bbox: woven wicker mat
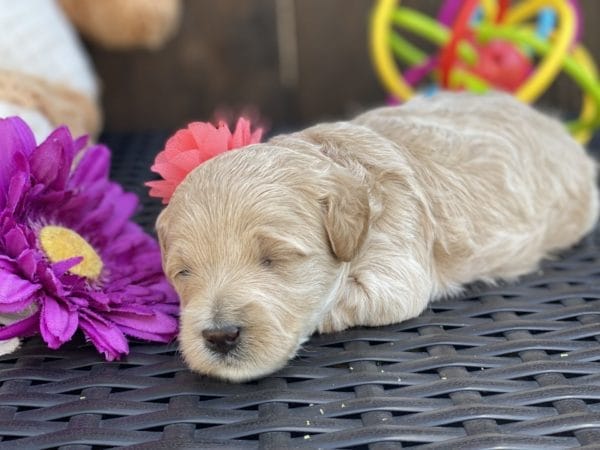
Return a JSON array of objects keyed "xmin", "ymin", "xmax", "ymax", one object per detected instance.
[{"xmin": 0, "ymin": 133, "xmax": 599, "ymax": 449}]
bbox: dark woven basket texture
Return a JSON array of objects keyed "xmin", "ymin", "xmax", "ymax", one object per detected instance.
[{"xmin": 0, "ymin": 132, "xmax": 599, "ymax": 449}]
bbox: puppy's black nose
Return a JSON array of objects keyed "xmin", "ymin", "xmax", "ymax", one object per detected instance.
[{"xmin": 202, "ymin": 326, "xmax": 240, "ymax": 354}]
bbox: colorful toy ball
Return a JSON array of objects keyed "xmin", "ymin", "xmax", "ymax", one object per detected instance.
[
  {"xmin": 370, "ymin": 0, "xmax": 600, "ymax": 144},
  {"xmin": 471, "ymin": 40, "xmax": 532, "ymax": 91}
]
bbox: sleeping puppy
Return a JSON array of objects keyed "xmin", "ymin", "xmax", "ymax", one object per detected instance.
[{"xmin": 156, "ymin": 92, "xmax": 598, "ymax": 382}]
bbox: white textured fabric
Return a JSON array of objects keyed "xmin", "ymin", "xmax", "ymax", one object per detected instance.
[
  {"xmin": 0, "ymin": 101, "xmax": 53, "ymax": 141},
  {"xmin": 0, "ymin": 337, "xmax": 20, "ymax": 357},
  {"xmin": 0, "ymin": 0, "xmax": 98, "ymax": 98}
]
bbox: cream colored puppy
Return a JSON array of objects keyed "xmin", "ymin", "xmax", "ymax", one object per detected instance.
[{"xmin": 157, "ymin": 92, "xmax": 598, "ymax": 382}]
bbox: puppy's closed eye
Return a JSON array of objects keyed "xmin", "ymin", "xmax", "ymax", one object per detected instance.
[
  {"xmin": 175, "ymin": 268, "xmax": 192, "ymax": 278},
  {"xmin": 165, "ymin": 259, "xmax": 193, "ymax": 280},
  {"xmin": 257, "ymin": 234, "xmax": 309, "ymax": 269},
  {"xmin": 260, "ymin": 258, "xmax": 273, "ymax": 268}
]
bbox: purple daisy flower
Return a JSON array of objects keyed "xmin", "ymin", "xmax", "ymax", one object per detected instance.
[{"xmin": 0, "ymin": 117, "xmax": 179, "ymax": 360}]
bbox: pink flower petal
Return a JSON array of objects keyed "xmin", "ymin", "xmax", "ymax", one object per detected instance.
[
  {"xmin": 145, "ymin": 180, "xmax": 177, "ymax": 204},
  {"xmin": 150, "ymin": 162, "xmax": 188, "ymax": 183},
  {"xmin": 158, "ymin": 129, "xmax": 197, "ymax": 162},
  {"xmin": 229, "ymin": 117, "xmax": 251, "ymax": 148},
  {"xmin": 229, "ymin": 117, "xmax": 263, "ymax": 148},
  {"xmin": 147, "ymin": 116, "xmax": 264, "ymax": 204},
  {"xmin": 188, "ymin": 122, "xmax": 231, "ymax": 160},
  {"xmin": 250, "ymin": 127, "xmax": 263, "ymax": 144},
  {"xmin": 169, "ymin": 149, "xmax": 202, "ymax": 173}
]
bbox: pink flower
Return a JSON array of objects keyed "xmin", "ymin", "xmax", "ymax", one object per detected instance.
[{"xmin": 146, "ymin": 117, "xmax": 263, "ymax": 204}]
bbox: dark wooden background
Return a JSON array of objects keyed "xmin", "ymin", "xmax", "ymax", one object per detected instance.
[{"xmin": 86, "ymin": 0, "xmax": 600, "ymax": 132}]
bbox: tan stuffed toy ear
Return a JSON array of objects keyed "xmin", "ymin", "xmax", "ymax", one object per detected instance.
[
  {"xmin": 59, "ymin": 0, "xmax": 182, "ymax": 50},
  {"xmin": 322, "ymin": 168, "xmax": 370, "ymax": 262}
]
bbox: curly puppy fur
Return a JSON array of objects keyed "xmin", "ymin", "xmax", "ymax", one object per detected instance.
[{"xmin": 157, "ymin": 92, "xmax": 598, "ymax": 382}]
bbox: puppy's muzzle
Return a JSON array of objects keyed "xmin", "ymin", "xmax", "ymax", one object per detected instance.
[{"xmin": 202, "ymin": 326, "xmax": 241, "ymax": 355}]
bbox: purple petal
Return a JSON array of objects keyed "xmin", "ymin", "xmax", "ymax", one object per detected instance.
[
  {"xmin": 152, "ymin": 301, "xmax": 180, "ymax": 316},
  {"xmin": 0, "ymin": 256, "xmax": 16, "ymax": 272},
  {"xmin": 155, "ymin": 282, "xmax": 179, "ymax": 303},
  {"xmin": 107, "ymin": 309, "xmax": 178, "ymax": 335},
  {"xmin": 117, "ymin": 324, "xmax": 175, "ymax": 343},
  {"xmin": 32, "ymin": 190, "xmax": 70, "ymax": 211},
  {"xmin": 87, "ymin": 291, "xmax": 110, "ymax": 306},
  {"xmin": 101, "ymin": 192, "xmax": 138, "ymax": 237},
  {"xmin": 52, "ymin": 257, "xmax": 83, "ymax": 277},
  {"xmin": 73, "ymin": 135, "xmax": 88, "ymax": 153},
  {"xmin": 120, "ymin": 285, "xmax": 154, "ymax": 298},
  {"xmin": 76, "ymin": 184, "xmax": 123, "ymax": 236},
  {"xmin": 0, "ymin": 311, "xmax": 39, "ymax": 340},
  {"xmin": 69, "ymin": 145, "xmax": 111, "ymax": 188},
  {"xmin": 105, "ymin": 239, "xmax": 138, "ymax": 259},
  {"xmin": 36, "ymin": 265, "xmax": 65, "ymax": 297},
  {"xmin": 0, "ymin": 270, "xmax": 40, "ymax": 312},
  {"xmin": 79, "ymin": 311, "xmax": 129, "ymax": 361},
  {"xmin": 67, "ymin": 296, "xmax": 89, "ymax": 308},
  {"xmin": 30, "ymin": 134, "xmax": 64, "ymax": 188},
  {"xmin": 43, "ymin": 127, "xmax": 76, "ymax": 187},
  {"xmin": 39, "ymin": 296, "xmax": 77, "ymax": 349},
  {"xmin": 7, "ymin": 171, "xmax": 29, "ymax": 213},
  {"xmin": 4, "ymin": 227, "xmax": 29, "ymax": 258},
  {"xmin": 0, "ymin": 117, "xmax": 35, "ymax": 206},
  {"xmin": 17, "ymin": 250, "xmax": 38, "ymax": 280},
  {"xmin": 0, "ymin": 298, "xmax": 38, "ymax": 314}
]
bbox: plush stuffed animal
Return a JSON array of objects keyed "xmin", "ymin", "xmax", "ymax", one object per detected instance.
[
  {"xmin": 0, "ymin": 0, "xmax": 181, "ymax": 141},
  {"xmin": 60, "ymin": 0, "xmax": 182, "ymax": 50}
]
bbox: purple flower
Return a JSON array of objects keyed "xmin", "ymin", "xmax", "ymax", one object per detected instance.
[{"xmin": 0, "ymin": 117, "xmax": 179, "ymax": 360}]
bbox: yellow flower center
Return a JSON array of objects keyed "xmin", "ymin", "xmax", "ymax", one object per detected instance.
[{"xmin": 39, "ymin": 226, "xmax": 103, "ymax": 280}]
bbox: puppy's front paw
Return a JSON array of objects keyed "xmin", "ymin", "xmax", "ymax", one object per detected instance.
[
  {"xmin": 317, "ymin": 272, "xmax": 430, "ymax": 334},
  {"xmin": 317, "ymin": 275, "xmax": 366, "ymax": 334}
]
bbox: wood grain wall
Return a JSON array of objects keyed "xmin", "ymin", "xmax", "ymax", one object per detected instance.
[{"xmin": 87, "ymin": 0, "xmax": 600, "ymax": 132}]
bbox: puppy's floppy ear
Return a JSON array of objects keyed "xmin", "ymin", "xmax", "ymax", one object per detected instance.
[{"xmin": 321, "ymin": 167, "xmax": 370, "ymax": 262}]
